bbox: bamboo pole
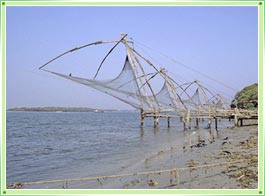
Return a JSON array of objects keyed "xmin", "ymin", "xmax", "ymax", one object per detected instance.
[
  {"xmin": 184, "ymin": 110, "xmax": 190, "ymax": 130},
  {"xmin": 93, "ymin": 34, "xmax": 128, "ymax": 79},
  {"xmin": 154, "ymin": 112, "xmax": 159, "ymax": 127},
  {"xmin": 8, "ymin": 159, "xmax": 255, "ymax": 188},
  {"xmin": 215, "ymin": 117, "xmax": 218, "ymax": 131},
  {"xmin": 140, "ymin": 108, "xmax": 145, "ymax": 127},
  {"xmin": 130, "ymin": 52, "xmax": 161, "ymax": 111},
  {"xmin": 124, "ymin": 43, "xmax": 152, "ymax": 111},
  {"xmin": 195, "ymin": 118, "xmax": 199, "ymax": 128},
  {"xmin": 240, "ymin": 119, "xmax": 243, "ymax": 126}
]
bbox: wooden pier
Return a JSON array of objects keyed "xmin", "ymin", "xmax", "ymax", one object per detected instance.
[{"xmin": 140, "ymin": 108, "xmax": 258, "ymax": 130}]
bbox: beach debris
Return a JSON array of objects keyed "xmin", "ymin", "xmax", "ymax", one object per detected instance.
[
  {"xmin": 198, "ymin": 135, "xmax": 205, "ymax": 142},
  {"xmin": 190, "ymin": 141, "xmax": 207, "ymax": 148},
  {"xmin": 223, "ymin": 165, "xmax": 258, "ymax": 188},
  {"xmin": 170, "ymin": 172, "xmax": 173, "ymax": 185},
  {"xmin": 209, "ymin": 138, "xmax": 215, "ymax": 143},
  {"xmin": 7, "ymin": 182, "xmax": 24, "ymax": 189},
  {"xmin": 218, "ymin": 131, "xmax": 258, "ymax": 189},
  {"xmin": 237, "ymin": 174, "xmax": 245, "ymax": 180},
  {"xmin": 237, "ymin": 136, "xmax": 257, "ymax": 149},
  {"xmin": 223, "ymin": 150, "xmax": 231, "ymax": 154},
  {"xmin": 186, "ymin": 159, "xmax": 198, "ymax": 173},
  {"xmin": 62, "ymin": 180, "xmax": 68, "ymax": 189},
  {"xmin": 186, "ymin": 159, "xmax": 197, "ymax": 167},
  {"xmin": 148, "ymin": 179, "xmax": 158, "ymax": 186},
  {"xmin": 216, "ymin": 150, "xmax": 232, "ymax": 159},
  {"xmin": 239, "ymin": 141, "xmax": 246, "ymax": 145},
  {"xmin": 144, "ymin": 150, "xmax": 165, "ymax": 167},
  {"xmin": 186, "ymin": 159, "xmax": 198, "ymax": 177},
  {"xmin": 123, "ymin": 179, "xmax": 140, "ymax": 188},
  {"xmin": 221, "ymin": 136, "xmax": 232, "ymax": 145},
  {"xmin": 97, "ymin": 178, "xmax": 103, "ymax": 187},
  {"xmin": 169, "ymin": 170, "xmax": 177, "ymax": 185}
]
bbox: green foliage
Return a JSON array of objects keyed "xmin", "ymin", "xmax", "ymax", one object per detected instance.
[{"xmin": 231, "ymin": 83, "xmax": 258, "ymax": 109}]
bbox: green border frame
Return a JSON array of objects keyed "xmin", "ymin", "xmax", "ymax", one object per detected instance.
[{"xmin": 1, "ymin": 0, "xmax": 264, "ymax": 195}]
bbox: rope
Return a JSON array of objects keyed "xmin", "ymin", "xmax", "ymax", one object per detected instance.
[
  {"xmin": 133, "ymin": 39, "xmax": 237, "ymax": 92},
  {"xmin": 8, "ymin": 158, "xmax": 255, "ymax": 188},
  {"xmin": 93, "ymin": 34, "xmax": 128, "ymax": 79},
  {"xmin": 38, "ymin": 39, "xmax": 124, "ymax": 70}
]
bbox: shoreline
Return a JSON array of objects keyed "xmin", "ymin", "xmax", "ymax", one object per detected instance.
[
  {"xmin": 9, "ymin": 120, "xmax": 258, "ymax": 189},
  {"xmin": 104, "ymin": 121, "xmax": 258, "ymax": 189}
]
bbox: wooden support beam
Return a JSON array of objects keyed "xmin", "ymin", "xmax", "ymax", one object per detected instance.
[
  {"xmin": 183, "ymin": 122, "xmax": 187, "ymax": 131},
  {"xmin": 184, "ymin": 110, "xmax": 190, "ymax": 130},
  {"xmin": 167, "ymin": 116, "xmax": 170, "ymax": 128},
  {"xmin": 234, "ymin": 115, "xmax": 238, "ymax": 126},
  {"xmin": 207, "ymin": 119, "xmax": 211, "ymax": 129},
  {"xmin": 140, "ymin": 109, "xmax": 145, "ymax": 127},
  {"xmin": 195, "ymin": 118, "xmax": 199, "ymax": 128},
  {"xmin": 240, "ymin": 119, "xmax": 243, "ymax": 126},
  {"xmin": 154, "ymin": 112, "xmax": 159, "ymax": 127},
  {"xmin": 215, "ymin": 117, "xmax": 218, "ymax": 131}
]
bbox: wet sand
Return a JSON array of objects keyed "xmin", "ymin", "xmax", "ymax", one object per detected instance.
[{"xmin": 104, "ymin": 120, "xmax": 258, "ymax": 189}]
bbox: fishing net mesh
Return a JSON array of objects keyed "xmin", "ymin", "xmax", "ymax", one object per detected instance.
[
  {"xmin": 42, "ymin": 40, "xmax": 229, "ymax": 111},
  {"xmin": 45, "ymin": 56, "xmax": 187, "ymax": 111}
]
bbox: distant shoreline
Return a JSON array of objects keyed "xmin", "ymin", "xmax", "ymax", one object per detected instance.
[{"xmin": 7, "ymin": 107, "xmax": 118, "ymax": 113}]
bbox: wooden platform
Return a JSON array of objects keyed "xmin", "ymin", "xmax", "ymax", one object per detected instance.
[{"xmin": 140, "ymin": 108, "xmax": 258, "ymax": 129}]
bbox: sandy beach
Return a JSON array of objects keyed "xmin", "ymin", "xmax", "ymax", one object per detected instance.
[{"xmin": 102, "ymin": 120, "xmax": 258, "ymax": 189}]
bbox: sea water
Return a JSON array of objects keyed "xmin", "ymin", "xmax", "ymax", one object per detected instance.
[{"xmin": 6, "ymin": 111, "xmax": 231, "ymax": 188}]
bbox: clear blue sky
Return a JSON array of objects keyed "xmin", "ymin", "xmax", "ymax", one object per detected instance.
[{"xmin": 6, "ymin": 6, "xmax": 258, "ymax": 109}]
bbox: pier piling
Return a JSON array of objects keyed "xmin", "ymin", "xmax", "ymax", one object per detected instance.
[
  {"xmin": 154, "ymin": 112, "xmax": 159, "ymax": 127},
  {"xmin": 240, "ymin": 119, "xmax": 243, "ymax": 126},
  {"xmin": 184, "ymin": 110, "xmax": 190, "ymax": 130},
  {"xmin": 215, "ymin": 117, "xmax": 218, "ymax": 131},
  {"xmin": 207, "ymin": 119, "xmax": 211, "ymax": 129},
  {"xmin": 167, "ymin": 116, "xmax": 170, "ymax": 128},
  {"xmin": 195, "ymin": 118, "xmax": 199, "ymax": 128},
  {"xmin": 140, "ymin": 109, "xmax": 145, "ymax": 127}
]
